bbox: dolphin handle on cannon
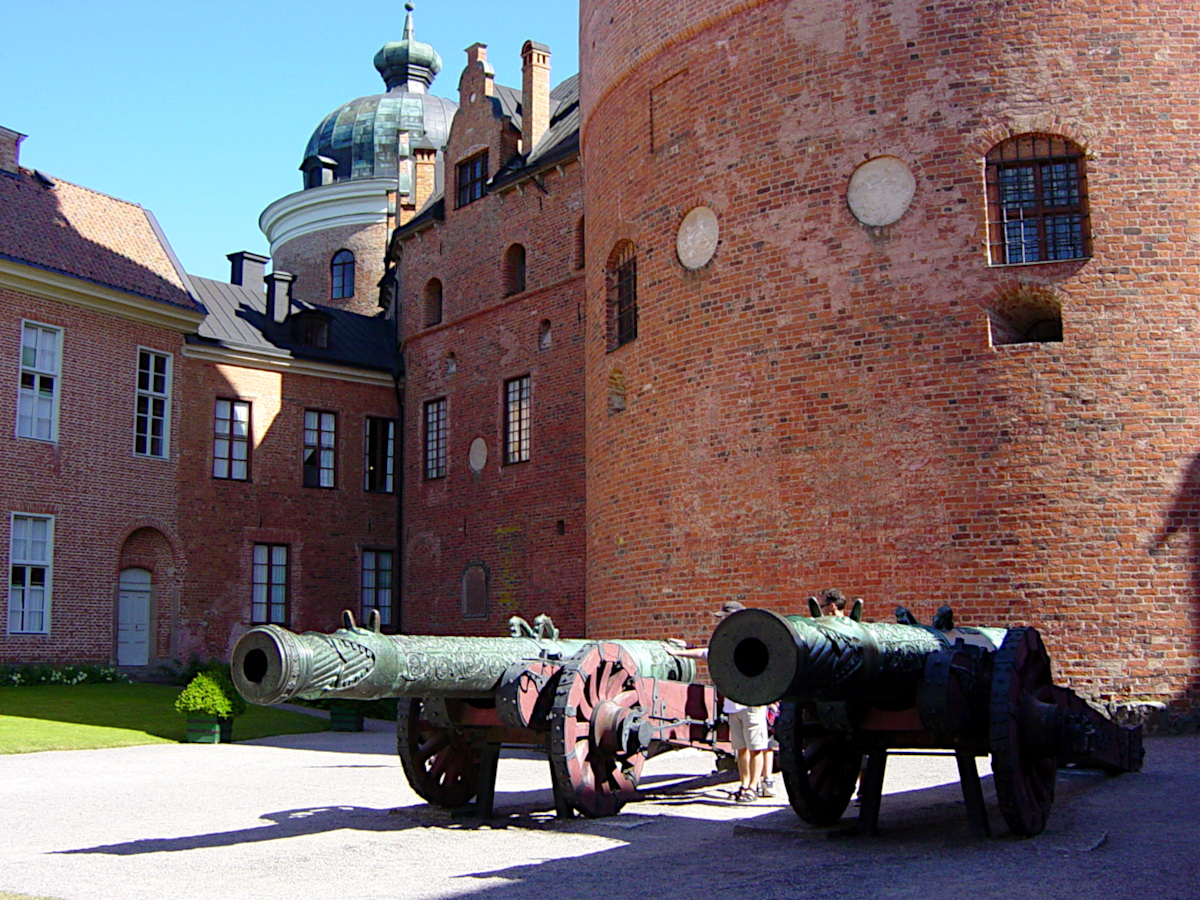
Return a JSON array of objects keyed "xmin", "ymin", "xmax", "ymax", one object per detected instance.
[
  {"xmin": 706, "ymin": 605, "xmax": 1144, "ymax": 837},
  {"xmin": 231, "ymin": 612, "xmax": 727, "ymax": 818}
]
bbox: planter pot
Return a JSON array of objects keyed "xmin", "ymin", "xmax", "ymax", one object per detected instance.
[
  {"xmin": 329, "ymin": 707, "xmax": 364, "ymax": 732},
  {"xmin": 185, "ymin": 715, "xmax": 233, "ymax": 743}
]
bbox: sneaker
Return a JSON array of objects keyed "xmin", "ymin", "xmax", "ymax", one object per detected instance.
[
  {"xmin": 735, "ymin": 788, "xmax": 758, "ymax": 803},
  {"xmin": 757, "ymin": 780, "xmax": 777, "ymax": 799}
]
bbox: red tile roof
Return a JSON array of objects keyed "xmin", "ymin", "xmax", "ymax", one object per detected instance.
[{"xmin": 0, "ymin": 168, "xmax": 199, "ymax": 311}]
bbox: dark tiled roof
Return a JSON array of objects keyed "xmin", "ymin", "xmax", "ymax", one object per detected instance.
[
  {"xmin": 0, "ymin": 167, "xmax": 199, "ymax": 311},
  {"xmin": 188, "ymin": 275, "xmax": 396, "ymax": 374}
]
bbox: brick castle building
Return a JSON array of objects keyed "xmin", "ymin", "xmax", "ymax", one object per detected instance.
[{"xmin": 4, "ymin": 0, "xmax": 1199, "ymax": 714}]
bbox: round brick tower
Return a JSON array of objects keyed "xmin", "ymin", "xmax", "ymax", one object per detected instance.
[{"xmin": 580, "ymin": 0, "xmax": 1200, "ymax": 709}]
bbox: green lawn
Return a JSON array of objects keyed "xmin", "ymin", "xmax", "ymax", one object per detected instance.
[{"xmin": 0, "ymin": 683, "xmax": 326, "ymax": 754}]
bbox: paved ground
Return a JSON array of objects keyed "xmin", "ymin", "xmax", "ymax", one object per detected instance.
[{"xmin": 0, "ymin": 714, "xmax": 1196, "ymax": 900}]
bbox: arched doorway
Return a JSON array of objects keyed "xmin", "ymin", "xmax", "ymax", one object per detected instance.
[{"xmin": 116, "ymin": 568, "xmax": 152, "ymax": 666}]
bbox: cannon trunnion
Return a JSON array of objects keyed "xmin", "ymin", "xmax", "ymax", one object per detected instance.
[
  {"xmin": 707, "ymin": 606, "xmax": 1144, "ymax": 837},
  {"xmin": 231, "ymin": 614, "xmax": 724, "ymax": 818}
]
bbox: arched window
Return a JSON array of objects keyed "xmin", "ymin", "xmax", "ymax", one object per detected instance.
[
  {"xmin": 985, "ymin": 134, "xmax": 1090, "ymax": 265},
  {"xmin": 462, "ymin": 563, "xmax": 488, "ymax": 619},
  {"xmin": 331, "ymin": 250, "xmax": 355, "ymax": 299},
  {"xmin": 504, "ymin": 244, "xmax": 527, "ymax": 296},
  {"xmin": 424, "ymin": 278, "xmax": 443, "ymax": 327},
  {"xmin": 606, "ymin": 240, "xmax": 638, "ymax": 350}
]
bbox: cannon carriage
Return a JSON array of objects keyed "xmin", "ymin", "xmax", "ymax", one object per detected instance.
[
  {"xmin": 232, "ymin": 612, "xmax": 729, "ymax": 818},
  {"xmin": 707, "ymin": 604, "xmax": 1144, "ymax": 837}
]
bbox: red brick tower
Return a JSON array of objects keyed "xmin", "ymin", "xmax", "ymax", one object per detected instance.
[{"xmin": 580, "ymin": 0, "xmax": 1200, "ymax": 709}]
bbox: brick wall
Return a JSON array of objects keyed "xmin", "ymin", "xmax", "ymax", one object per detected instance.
[
  {"xmin": 0, "ymin": 288, "xmax": 186, "ymax": 663},
  {"xmin": 580, "ymin": 0, "xmax": 1200, "ymax": 707},
  {"xmin": 271, "ymin": 219, "xmax": 389, "ymax": 317},
  {"xmin": 395, "ymin": 137, "xmax": 587, "ymax": 637},
  {"xmin": 175, "ymin": 357, "xmax": 399, "ymax": 659}
]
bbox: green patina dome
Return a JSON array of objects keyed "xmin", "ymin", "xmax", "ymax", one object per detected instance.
[{"xmin": 301, "ymin": 3, "xmax": 456, "ymax": 189}]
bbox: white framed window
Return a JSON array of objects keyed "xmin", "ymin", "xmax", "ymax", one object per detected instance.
[
  {"xmin": 251, "ymin": 543, "xmax": 288, "ymax": 625},
  {"xmin": 364, "ymin": 416, "xmax": 395, "ymax": 493},
  {"xmin": 303, "ymin": 410, "xmax": 337, "ymax": 488},
  {"xmin": 361, "ymin": 549, "xmax": 393, "ymax": 628},
  {"xmin": 8, "ymin": 514, "xmax": 53, "ymax": 634},
  {"xmin": 134, "ymin": 348, "xmax": 171, "ymax": 458},
  {"xmin": 213, "ymin": 399, "xmax": 251, "ymax": 480},
  {"xmin": 17, "ymin": 321, "xmax": 61, "ymax": 442}
]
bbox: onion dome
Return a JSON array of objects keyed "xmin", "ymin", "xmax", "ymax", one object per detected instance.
[{"xmin": 300, "ymin": 3, "xmax": 457, "ymax": 190}]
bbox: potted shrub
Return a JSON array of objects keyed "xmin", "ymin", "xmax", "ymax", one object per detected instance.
[{"xmin": 174, "ymin": 670, "xmax": 246, "ymax": 743}]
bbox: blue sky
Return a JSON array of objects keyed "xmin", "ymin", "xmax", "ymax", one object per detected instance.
[{"xmin": 1, "ymin": 0, "xmax": 579, "ymax": 282}]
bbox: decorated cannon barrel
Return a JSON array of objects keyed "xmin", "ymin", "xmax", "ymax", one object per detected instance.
[
  {"xmin": 231, "ymin": 612, "xmax": 720, "ymax": 818},
  {"xmin": 707, "ymin": 605, "xmax": 1143, "ymax": 837}
]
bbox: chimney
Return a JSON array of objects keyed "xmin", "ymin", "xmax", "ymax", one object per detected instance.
[
  {"xmin": 462, "ymin": 43, "xmax": 494, "ymax": 100},
  {"xmin": 521, "ymin": 42, "xmax": 551, "ymax": 154},
  {"xmin": 413, "ymin": 141, "xmax": 438, "ymax": 215},
  {"xmin": 265, "ymin": 271, "xmax": 295, "ymax": 324},
  {"xmin": 0, "ymin": 126, "xmax": 26, "ymax": 174},
  {"xmin": 227, "ymin": 251, "xmax": 269, "ymax": 293}
]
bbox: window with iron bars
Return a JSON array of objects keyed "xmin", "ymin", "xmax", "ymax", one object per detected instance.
[
  {"xmin": 424, "ymin": 398, "xmax": 447, "ymax": 479},
  {"xmin": 504, "ymin": 375, "xmax": 531, "ymax": 464},
  {"xmin": 607, "ymin": 242, "xmax": 638, "ymax": 350},
  {"xmin": 986, "ymin": 134, "xmax": 1090, "ymax": 265}
]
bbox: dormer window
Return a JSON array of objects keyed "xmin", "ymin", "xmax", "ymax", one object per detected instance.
[
  {"xmin": 331, "ymin": 250, "xmax": 355, "ymax": 300},
  {"xmin": 293, "ymin": 311, "xmax": 332, "ymax": 349},
  {"xmin": 456, "ymin": 152, "xmax": 488, "ymax": 208}
]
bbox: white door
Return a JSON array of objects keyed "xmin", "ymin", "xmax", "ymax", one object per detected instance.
[{"xmin": 117, "ymin": 568, "xmax": 151, "ymax": 666}]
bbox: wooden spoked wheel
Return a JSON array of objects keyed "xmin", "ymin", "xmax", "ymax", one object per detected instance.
[
  {"xmin": 549, "ymin": 642, "xmax": 649, "ymax": 817},
  {"xmin": 989, "ymin": 627, "xmax": 1058, "ymax": 837},
  {"xmin": 776, "ymin": 701, "xmax": 863, "ymax": 825},
  {"xmin": 396, "ymin": 696, "xmax": 481, "ymax": 808}
]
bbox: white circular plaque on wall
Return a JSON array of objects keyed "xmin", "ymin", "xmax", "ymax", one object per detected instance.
[
  {"xmin": 468, "ymin": 437, "xmax": 488, "ymax": 473},
  {"xmin": 675, "ymin": 206, "xmax": 720, "ymax": 270},
  {"xmin": 846, "ymin": 156, "xmax": 917, "ymax": 227}
]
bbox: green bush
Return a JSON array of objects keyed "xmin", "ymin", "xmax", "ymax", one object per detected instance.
[
  {"xmin": 174, "ymin": 670, "xmax": 247, "ymax": 718},
  {"xmin": 0, "ymin": 664, "xmax": 129, "ymax": 688}
]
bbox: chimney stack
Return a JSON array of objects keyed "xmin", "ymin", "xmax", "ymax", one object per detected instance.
[
  {"xmin": 227, "ymin": 251, "xmax": 269, "ymax": 294},
  {"xmin": 413, "ymin": 141, "xmax": 438, "ymax": 217},
  {"xmin": 521, "ymin": 42, "xmax": 551, "ymax": 155},
  {"xmin": 462, "ymin": 43, "xmax": 494, "ymax": 100},
  {"xmin": 265, "ymin": 271, "xmax": 295, "ymax": 324},
  {"xmin": 0, "ymin": 126, "xmax": 26, "ymax": 174}
]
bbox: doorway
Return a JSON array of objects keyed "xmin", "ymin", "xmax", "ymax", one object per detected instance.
[{"xmin": 117, "ymin": 568, "xmax": 152, "ymax": 666}]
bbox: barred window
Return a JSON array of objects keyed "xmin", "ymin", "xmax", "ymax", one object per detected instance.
[
  {"xmin": 504, "ymin": 375, "xmax": 531, "ymax": 465},
  {"xmin": 456, "ymin": 152, "xmax": 488, "ymax": 208},
  {"xmin": 986, "ymin": 134, "xmax": 1090, "ymax": 265},
  {"xmin": 134, "ymin": 349, "xmax": 171, "ymax": 458},
  {"xmin": 251, "ymin": 543, "xmax": 288, "ymax": 625},
  {"xmin": 303, "ymin": 410, "xmax": 337, "ymax": 488},
  {"xmin": 606, "ymin": 241, "xmax": 638, "ymax": 350},
  {"xmin": 424, "ymin": 398, "xmax": 447, "ymax": 480},
  {"xmin": 213, "ymin": 399, "xmax": 251, "ymax": 480}
]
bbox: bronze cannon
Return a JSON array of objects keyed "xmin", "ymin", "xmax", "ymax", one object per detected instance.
[
  {"xmin": 232, "ymin": 612, "xmax": 727, "ymax": 818},
  {"xmin": 706, "ymin": 604, "xmax": 1144, "ymax": 837}
]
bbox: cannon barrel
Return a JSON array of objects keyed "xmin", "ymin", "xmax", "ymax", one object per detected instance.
[
  {"xmin": 708, "ymin": 607, "xmax": 1007, "ymax": 706},
  {"xmin": 232, "ymin": 621, "xmax": 696, "ymax": 706}
]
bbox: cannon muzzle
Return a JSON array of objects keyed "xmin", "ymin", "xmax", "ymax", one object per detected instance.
[
  {"xmin": 708, "ymin": 607, "xmax": 1006, "ymax": 706},
  {"xmin": 232, "ymin": 621, "xmax": 694, "ymax": 706}
]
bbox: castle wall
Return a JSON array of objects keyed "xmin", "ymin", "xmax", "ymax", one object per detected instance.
[
  {"xmin": 175, "ymin": 357, "xmax": 398, "ymax": 659},
  {"xmin": 0, "ymin": 287, "xmax": 186, "ymax": 664},
  {"xmin": 396, "ymin": 158, "xmax": 587, "ymax": 637},
  {"xmin": 271, "ymin": 219, "xmax": 390, "ymax": 317},
  {"xmin": 580, "ymin": 0, "xmax": 1200, "ymax": 706}
]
